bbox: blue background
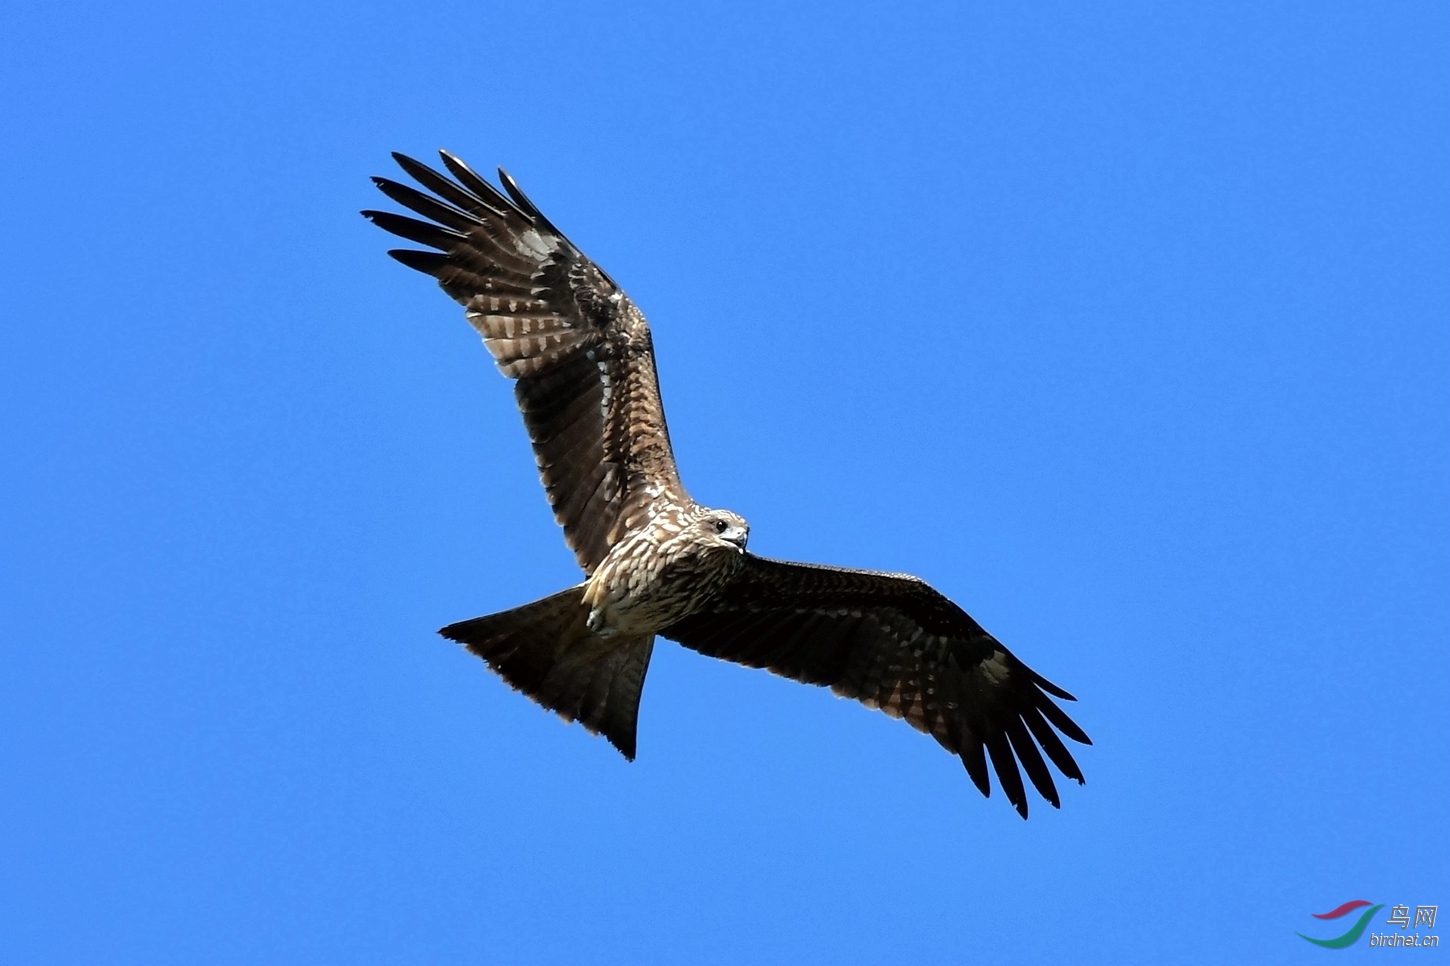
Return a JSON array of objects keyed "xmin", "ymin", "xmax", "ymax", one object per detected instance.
[{"xmin": 2, "ymin": 2, "xmax": 1446, "ymax": 963}]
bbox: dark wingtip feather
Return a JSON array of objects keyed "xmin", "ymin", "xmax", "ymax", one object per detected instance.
[
  {"xmin": 438, "ymin": 150, "xmax": 515, "ymax": 213},
  {"xmin": 390, "ymin": 154, "xmax": 445, "ymax": 191},
  {"xmin": 496, "ymin": 167, "xmax": 539, "ymax": 216},
  {"xmin": 961, "ymin": 740, "xmax": 992, "ymax": 798},
  {"xmin": 1032, "ymin": 672, "xmax": 1077, "ymax": 702},
  {"xmin": 1021, "ymin": 705, "xmax": 1086, "ymax": 785},
  {"xmin": 371, "ymin": 177, "xmax": 480, "ymax": 232},
  {"xmin": 395, "ymin": 152, "xmax": 508, "ymax": 219},
  {"xmin": 1037, "ymin": 696, "xmax": 1093, "ymax": 745},
  {"xmin": 361, "ymin": 209, "xmax": 464, "ymax": 250},
  {"xmin": 983, "ymin": 729, "xmax": 1028, "ymax": 819},
  {"xmin": 1005, "ymin": 716, "xmax": 1060, "ymax": 809},
  {"xmin": 386, "ymin": 248, "xmax": 449, "ymax": 275},
  {"xmin": 497, "ymin": 167, "xmax": 566, "ymax": 237}
]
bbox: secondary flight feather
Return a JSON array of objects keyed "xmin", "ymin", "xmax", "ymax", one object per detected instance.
[{"xmin": 363, "ymin": 151, "xmax": 1090, "ymax": 818}]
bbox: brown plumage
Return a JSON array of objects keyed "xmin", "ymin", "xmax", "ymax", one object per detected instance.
[{"xmin": 364, "ymin": 151, "xmax": 1091, "ymax": 818}]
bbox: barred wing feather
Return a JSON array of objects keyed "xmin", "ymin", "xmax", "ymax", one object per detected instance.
[
  {"xmin": 661, "ymin": 554, "xmax": 1091, "ymax": 818},
  {"xmin": 364, "ymin": 152, "xmax": 685, "ymax": 574}
]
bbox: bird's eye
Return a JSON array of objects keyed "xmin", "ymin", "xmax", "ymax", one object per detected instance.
[{"xmin": 714, "ymin": 520, "xmax": 728, "ymax": 534}]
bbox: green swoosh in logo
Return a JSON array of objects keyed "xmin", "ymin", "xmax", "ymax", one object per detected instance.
[{"xmin": 1298, "ymin": 904, "xmax": 1383, "ymax": 948}]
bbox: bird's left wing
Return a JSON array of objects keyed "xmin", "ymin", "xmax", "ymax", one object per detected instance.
[
  {"xmin": 660, "ymin": 554, "xmax": 1090, "ymax": 818},
  {"xmin": 363, "ymin": 152, "xmax": 685, "ymax": 574}
]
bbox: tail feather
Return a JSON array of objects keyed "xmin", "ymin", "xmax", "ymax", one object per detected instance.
[{"xmin": 439, "ymin": 587, "xmax": 654, "ymax": 760}]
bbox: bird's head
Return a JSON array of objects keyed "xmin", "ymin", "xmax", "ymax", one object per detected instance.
[{"xmin": 695, "ymin": 507, "xmax": 749, "ymax": 553}]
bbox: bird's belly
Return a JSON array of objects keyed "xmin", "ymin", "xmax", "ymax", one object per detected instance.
[
  {"xmin": 600, "ymin": 592, "xmax": 691, "ymax": 635},
  {"xmin": 585, "ymin": 547, "xmax": 741, "ymax": 637}
]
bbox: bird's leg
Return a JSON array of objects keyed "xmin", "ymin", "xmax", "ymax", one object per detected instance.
[
  {"xmin": 582, "ymin": 567, "xmax": 621, "ymax": 638},
  {"xmin": 586, "ymin": 607, "xmax": 617, "ymax": 638}
]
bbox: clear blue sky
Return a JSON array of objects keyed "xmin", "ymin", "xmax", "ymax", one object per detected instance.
[{"xmin": 2, "ymin": 2, "xmax": 1446, "ymax": 963}]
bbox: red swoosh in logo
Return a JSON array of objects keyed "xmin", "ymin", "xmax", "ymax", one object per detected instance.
[{"xmin": 1314, "ymin": 900, "xmax": 1373, "ymax": 920}]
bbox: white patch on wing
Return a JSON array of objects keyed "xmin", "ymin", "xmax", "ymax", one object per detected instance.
[
  {"xmin": 516, "ymin": 230, "xmax": 553, "ymax": 259},
  {"xmin": 979, "ymin": 651, "xmax": 1012, "ymax": 684}
]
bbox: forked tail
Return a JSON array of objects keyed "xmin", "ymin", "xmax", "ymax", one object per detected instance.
[{"xmin": 439, "ymin": 587, "xmax": 655, "ymax": 760}]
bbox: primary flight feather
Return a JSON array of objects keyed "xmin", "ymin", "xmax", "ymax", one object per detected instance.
[{"xmin": 363, "ymin": 151, "xmax": 1090, "ymax": 818}]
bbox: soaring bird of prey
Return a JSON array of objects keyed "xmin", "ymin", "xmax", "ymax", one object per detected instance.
[{"xmin": 363, "ymin": 151, "xmax": 1090, "ymax": 818}]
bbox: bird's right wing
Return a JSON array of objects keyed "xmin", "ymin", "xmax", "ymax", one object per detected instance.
[
  {"xmin": 661, "ymin": 554, "xmax": 1090, "ymax": 818},
  {"xmin": 364, "ymin": 152, "xmax": 686, "ymax": 574}
]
